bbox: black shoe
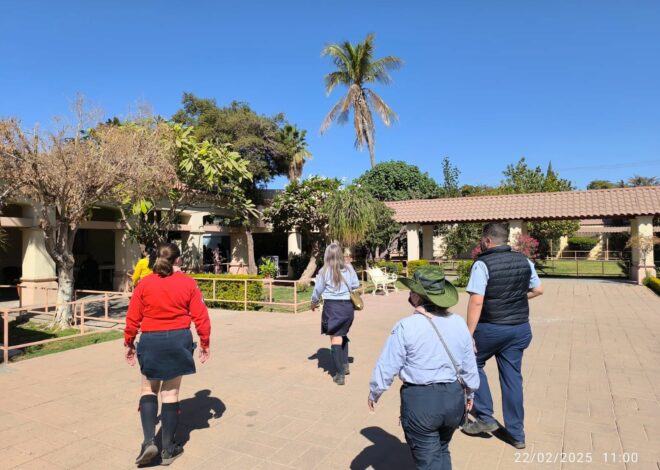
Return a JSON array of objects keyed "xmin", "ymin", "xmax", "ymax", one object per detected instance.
[
  {"xmin": 462, "ymin": 418, "xmax": 499, "ymax": 435},
  {"xmin": 333, "ymin": 373, "xmax": 345, "ymax": 385},
  {"xmin": 161, "ymin": 443, "xmax": 184, "ymax": 466},
  {"xmin": 511, "ymin": 440, "xmax": 526, "ymax": 449},
  {"xmin": 344, "ymin": 364, "xmax": 350, "ymax": 375},
  {"xmin": 135, "ymin": 439, "xmax": 158, "ymax": 466}
]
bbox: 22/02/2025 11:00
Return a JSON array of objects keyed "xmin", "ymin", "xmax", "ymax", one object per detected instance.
[{"xmin": 514, "ymin": 452, "xmax": 639, "ymax": 464}]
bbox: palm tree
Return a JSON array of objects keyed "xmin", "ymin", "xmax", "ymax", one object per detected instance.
[
  {"xmin": 320, "ymin": 33, "xmax": 403, "ymax": 168},
  {"xmin": 281, "ymin": 124, "xmax": 312, "ymax": 182}
]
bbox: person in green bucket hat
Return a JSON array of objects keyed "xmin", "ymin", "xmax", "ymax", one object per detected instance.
[{"xmin": 368, "ymin": 265, "xmax": 479, "ymax": 470}]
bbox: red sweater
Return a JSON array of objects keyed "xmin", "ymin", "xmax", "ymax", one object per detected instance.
[{"xmin": 124, "ymin": 272, "xmax": 211, "ymax": 349}]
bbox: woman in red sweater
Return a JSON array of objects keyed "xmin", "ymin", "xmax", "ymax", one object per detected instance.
[{"xmin": 124, "ymin": 243, "xmax": 211, "ymax": 466}]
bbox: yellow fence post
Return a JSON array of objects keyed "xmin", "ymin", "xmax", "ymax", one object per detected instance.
[
  {"xmin": 3, "ymin": 310, "xmax": 8, "ymax": 364},
  {"xmin": 104, "ymin": 293, "xmax": 109, "ymax": 320},
  {"xmin": 293, "ymin": 281, "xmax": 298, "ymax": 314},
  {"xmin": 80, "ymin": 302, "xmax": 85, "ymax": 334},
  {"xmin": 243, "ymin": 279, "xmax": 248, "ymax": 311},
  {"xmin": 212, "ymin": 279, "xmax": 216, "ymax": 301}
]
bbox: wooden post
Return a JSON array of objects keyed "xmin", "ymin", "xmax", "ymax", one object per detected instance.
[
  {"xmin": 293, "ymin": 281, "xmax": 298, "ymax": 314},
  {"xmin": 243, "ymin": 279, "xmax": 248, "ymax": 311},
  {"xmin": 45, "ymin": 289, "xmax": 49, "ymax": 314},
  {"xmin": 212, "ymin": 279, "xmax": 216, "ymax": 301},
  {"xmin": 80, "ymin": 302, "xmax": 85, "ymax": 334},
  {"xmin": 269, "ymin": 280, "xmax": 273, "ymax": 303},
  {"xmin": 104, "ymin": 293, "xmax": 109, "ymax": 320},
  {"xmin": 3, "ymin": 310, "xmax": 8, "ymax": 364}
]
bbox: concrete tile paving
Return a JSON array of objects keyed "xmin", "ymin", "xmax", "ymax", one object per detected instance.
[{"xmin": 0, "ymin": 278, "xmax": 658, "ymax": 469}]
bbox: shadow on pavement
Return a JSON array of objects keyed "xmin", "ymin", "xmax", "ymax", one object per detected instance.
[
  {"xmin": 350, "ymin": 426, "xmax": 414, "ymax": 470},
  {"xmin": 308, "ymin": 348, "xmax": 334, "ymax": 376},
  {"xmin": 146, "ymin": 389, "xmax": 226, "ymax": 466}
]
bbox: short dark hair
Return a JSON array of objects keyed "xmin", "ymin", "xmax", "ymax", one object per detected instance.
[{"xmin": 482, "ymin": 222, "xmax": 509, "ymax": 244}]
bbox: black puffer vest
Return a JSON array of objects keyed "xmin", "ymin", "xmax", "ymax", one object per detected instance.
[{"xmin": 477, "ymin": 245, "xmax": 531, "ymax": 325}]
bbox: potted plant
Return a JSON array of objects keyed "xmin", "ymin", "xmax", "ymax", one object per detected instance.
[{"xmin": 258, "ymin": 257, "xmax": 278, "ymax": 285}]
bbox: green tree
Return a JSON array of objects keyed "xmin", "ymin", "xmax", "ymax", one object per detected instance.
[
  {"xmin": 320, "ymin": 33, "xmax": 403, "ymax": 168},
  {"xmin": 172, "ymin": 94, "xmax": 292, "ymax": 192},
  {"xmin": 440, "ymin": 157, "xmax": 461, "ymax": 197},
  {"xmin": 356, "ymin": 161, "xmax": 441, "ymax": 201},
  {"xmin": 281, "ymin": 124, "xmax": 312, "ymax": 182},
  {"xmin": 264, "ymin": 176, "xmax": 341, "ymax": 283},
  {"xmin": 355, "ymin": 202, "xmax": 399, "ymax": 260},
  {"xmin": 324, "ymin": 184, "xmax": 377, "ymax": 247},
  {"xmin": 500, "ymin": 158, "xmax": 579, "ymax": 257},
  {"xmin": 627, "ymin": 175, "xmax": 659, "ymax": 187},
  {"xmin": 443, "ymin": 223, "xmax": 483, "ymax": 258},
  {"xmin": 587, "ymin": 179, "xmax": 616, "ymax": 190}
]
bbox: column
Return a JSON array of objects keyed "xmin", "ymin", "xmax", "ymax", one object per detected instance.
[
  {"xmin": 422, "ymin": 225, "xmax": 434, "ymax": 260},
  {"xmin": 113, "ymin": 231, "xmax": 141, "ymax": 291},
  {"xmin": 406, "ymin": 224, "xmax": 420, "ymax": 262},
  {"xmin": 508, "ymin": 220, "xmax": 528, "ymax": 246},
  {"xmin": 183, "ymin": 211, "xmax": 208, "ymax": 273},
  {"xmin": 20, "ymin": 228, "xmax": 57, "ymax": 306},
  {"xmin": 288, "ymin": 230, "xmax": 302, "ymax": 256},
  {"xmin": 630, "ymin": 216, "xmax": 656, "ymax": 284}
]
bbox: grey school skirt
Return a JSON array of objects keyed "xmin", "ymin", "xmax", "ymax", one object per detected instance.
[
  {"xmin": 136, "ymin": 328, "xmax": 196, "ymax": 381},
  {"xmin": 321, "ymin": 300, "xmax": 355, "ymax": 336}
]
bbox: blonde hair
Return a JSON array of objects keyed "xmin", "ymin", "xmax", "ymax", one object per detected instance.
[
  {"xmin": 320, "ymin": 243, "xmax": 348, "ymax": 289},
  {"xmin": 153, "ymin": 243, "xmax": 180, "ymax": 277}
]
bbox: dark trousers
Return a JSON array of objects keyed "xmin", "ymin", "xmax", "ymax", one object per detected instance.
[
  {"xmin": 400, "ymin": 382, "xmax": 464, "ymax": 470},
  {"xmin": 472, "ymin": 322, "xmax": 532, "ymax": 442}
]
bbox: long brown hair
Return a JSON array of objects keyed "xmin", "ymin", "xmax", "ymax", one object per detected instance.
[
  {"xmin": 320, "ymin": 243, "xmax": 348, "ymax": 289},
  {"xmin": 153, "ymin": 243, "xmax": 181, "ymax": 277}
]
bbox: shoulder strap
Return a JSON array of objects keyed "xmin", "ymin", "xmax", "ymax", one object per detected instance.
[{"xmin": 420, "ymin": 313, "xmax": 466, "ymax": 386}]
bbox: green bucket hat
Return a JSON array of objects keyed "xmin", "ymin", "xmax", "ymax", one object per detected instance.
[{"xmin": 399, "ymin": 265, "xmax": 459, "ymax": 309}]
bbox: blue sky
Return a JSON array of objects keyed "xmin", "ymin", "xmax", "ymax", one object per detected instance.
[{"xmin": 1, "ymin": 1, "xmax": 659, "ymax": 189}]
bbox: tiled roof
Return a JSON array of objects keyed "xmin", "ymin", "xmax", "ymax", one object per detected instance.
[{"xmin": 385, "ymin": 186, "xmax": 660, "ymax": 224}]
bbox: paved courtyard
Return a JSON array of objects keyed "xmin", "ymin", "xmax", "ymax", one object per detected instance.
[{"xmin": 0, "ymin": 279, "xmax": 659, "ymax": 469}]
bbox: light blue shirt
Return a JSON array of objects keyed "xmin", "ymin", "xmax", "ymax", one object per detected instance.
[
  {"xmin": 369, "ymin": 310, "xmax": 479, "ymax": 402},
  {"xmin": 311, "ymin": 266, "xmax": 360, "ymax": 304},
  {"xmin": 466, "ymin": 259, "xmax": 541, "ymax": 296}
]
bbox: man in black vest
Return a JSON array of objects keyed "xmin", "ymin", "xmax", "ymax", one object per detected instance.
[{"xmin": 462, "ymin": 222, "xmax": 544, "ymax": 449}]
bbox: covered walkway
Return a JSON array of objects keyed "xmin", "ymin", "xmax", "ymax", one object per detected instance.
[{"xmin": 386, "ymin": 186, "xmax": 660, "ymax": 283}]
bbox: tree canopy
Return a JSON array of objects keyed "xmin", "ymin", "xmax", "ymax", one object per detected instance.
[
  {"xmin": 172, "ymin": 93, "xmax": 298, "ymax": 192},
  {"xmin": 355, "ymin": 160, "xmax": 441, "ymax": 201}
]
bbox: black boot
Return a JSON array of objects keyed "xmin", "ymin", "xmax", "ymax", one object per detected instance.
[
  {"xmin": 331, "ymin": 345, "xmax": 345, "ymax": 385},
  {"xmin": 342, "ymin": 336, "xmax": 350, "ymax": 375}
]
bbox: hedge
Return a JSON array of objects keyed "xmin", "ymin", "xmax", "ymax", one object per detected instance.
[
  {"xmin": 643, "ymin": 277, "xmax": 660, "ymax": 296},
  {"xmin": 407, "ymin": 260, "xmax": 429, "ymax": 277},
  {"xmin": 454, "ymin": 260, "xmax": 474, "ymax": 288},
  {"xmin": 375, "ymin": 260, "xmax": 404, "ymax": 275},
  {"xmin": 190, "ymin": 274, "xmax": 264, "ymax": 310},
  {"xmin": 567, "ymin": 236, "xmax": 598, "ymax": 251}
]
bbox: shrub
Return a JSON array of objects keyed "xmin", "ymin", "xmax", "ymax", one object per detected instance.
[
  {"xmin": 567, "ymin": 237, "xmax": 598, "ymax": 251},
  {"xmin": 288, "ymin": 253, "xmax": 310, "ymax": 279},
  {"xmin": 513, "ymin": 234, "xmax": 540, "ymax": 259},
  {"xmin": 407, "ymin": 260, "xmax": 429, "ymax": 277},
  {"xmin": 643, "ymin": 277, "xmax": 660, "ymax": 296},
  {"xmin": 455, "ymin": 260, "xmax": 474, "ymax": 288},
  {"xmin": 375, "ymin": 260, "xmax": 404, "ymax": 275},
  {"xmin": 190, "ymin": 274, "xmax": 264, "ymax": 310}
]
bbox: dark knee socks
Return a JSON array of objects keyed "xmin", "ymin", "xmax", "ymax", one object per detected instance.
[
  {"xmin": 341, "ymin": 336, "xmax": 349, "ymax": 365},
  {"xmin": 139, "ymin": 394, "xmax": 158, "ymax": 444},
  {"xmin": 161, "ymin": 402, "xmax": 180, "ymax": 452},
  {"xmin": 331, "ymin": 345, "xmax": 343, "ymax": 376}
]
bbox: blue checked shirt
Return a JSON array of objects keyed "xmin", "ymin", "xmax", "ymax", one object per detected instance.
[{"xmin": 369, "ymin": 309, "xmax": 479, "ymax": 402}]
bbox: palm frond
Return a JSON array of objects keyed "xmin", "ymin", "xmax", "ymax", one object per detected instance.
[
  {"xmin": 366, "ymin": 89, "xmax": 398, "ymax": 126},
  {"xmin": 320, "ymin": 92, "xmax": 352, "ymax": 134},
  {"xmin": 366, "ymin": 56, "xmax": 404, "ymax": 84},
  {"xmin": 324, "ymin": 71, "xmax": 351, "ymax": 95}
]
